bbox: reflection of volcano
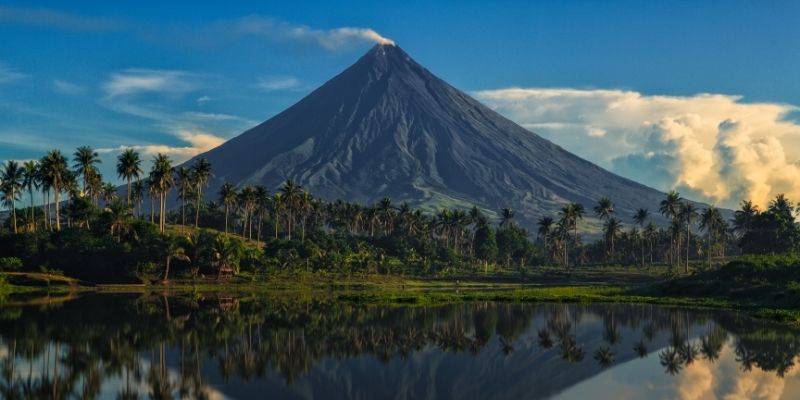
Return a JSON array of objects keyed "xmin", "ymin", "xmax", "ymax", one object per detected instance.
[
  {"xmin": 1, "ymin": 296, "xmax": 797, "ymax": 400},
  {"xmin": 201, "ymin": 305, "xmax": 712, "ymax": 400}
]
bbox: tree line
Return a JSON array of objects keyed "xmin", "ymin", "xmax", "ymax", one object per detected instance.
[{"xmin": 2, "ymin": 146, "xmax": 800, "ymax": 281}]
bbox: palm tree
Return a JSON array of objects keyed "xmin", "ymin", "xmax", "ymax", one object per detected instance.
[
  {"xmin": 175, "ymin": 166, "xmax": 192, "ymax": 226},
  {"xmin": 40, "ymin": 150, "xmax": 70, "ymax": 230},
  {"xmin": 732, "ymin": 200, "xmax": 758, "ymax": 239},
  {"xmin": 603, "ymin": 217, "xmax": 622, "ymax": 261},
  {"xmin": 131, "ymin": 179, "xmax": 144, "ymax": 217},
  {"xmin": 1, "ymin": 160, "xmax": 23, "ymax": 233},
  {"xmin": 73, "ymin": 146, "xmax": 100, "ymax": 195},
  {"xmin": 22, "ymin": 160, "xmax": 39, "ymax": 230},
  {"xmin": 699, "ymin": 206, "xmax": 723, "ymax": 267},
  {"xmin": 644, "ymin": 222, "xmax": 657, "ymax": 265},
  {"xmin": 162, "ymin": 237, "xmax": 189, "ymax": 282},
  {"xmin": 116, "ymin": 149, "xmax": 142, "ymax": 205},
  {"xmin": 218, "ymin": 183, "xmax": 237, "ymax": 235},
  {"xmin": 633, "ymin": 208, "xmax": 649, "ymax": 267},
  {"xmin": 101, "ymin": 182, "xmax": 118, "ymax": 204},
  {"xmin": 559, "ymin": 202, "xmax": 584, "ymax": 267},
  {"xmin": 150, "ymin": 154, "xmax": 174, "ymax": 233},
  {"xmin": 679, "ymin": 202, "xmax": 698, "ymax": 273},
  {"xmin": 106, "ymin": 200, "xmax": 132, "ymax": 242},
  {"xmin": 190, "ymin": 158, "xmax": 212, "ymax": 228},
  {"xmin": 537, "ymin": 216, "xmax": 554, "ymax": 261},
  {"xmin": 281, "ymin": 180, "xmax": 302, "ymax": 239},
  {"xmin": 659, "ymin": 191, "xmax": 681, "ymax": 266},
  {"xmin": 254, "ymin": 186, "xmax": 269, "ymax": 242},
  {"xmin": 500, "ymin": 208, "xmax": 515, "ymax": 228},
  {"xmin": 594, "ymin": 197, "xmax": 614, "ymax": 221}
]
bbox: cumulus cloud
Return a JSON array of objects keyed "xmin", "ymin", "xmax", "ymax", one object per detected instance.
[
  {"xmin": 475, "ymin": 88, "xmax": 800, "ymax": 208},
  {"xmin": 256, "ymin": 76, "xmax": 300, "ymax": 92},
  {"xmin": 103, "ymin": 69, "xmax": 199, "ymax": 97},
  {"xmin": 0, "ymin": 5, "xmax": 123, "ymax": 31},
  {"xmin": 98, "ymin": 130, "xmax": 225, "ymax": 161}
]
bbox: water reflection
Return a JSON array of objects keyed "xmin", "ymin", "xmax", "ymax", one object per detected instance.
[{"xmin": 0, "ymin": 294, "xmax": 798, "ymax": 399}]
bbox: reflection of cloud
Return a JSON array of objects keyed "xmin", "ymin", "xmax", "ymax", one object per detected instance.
[
  {"xmin": 0, "ymin": 5, "xmax": 123, "ymax": 31},
  {"xmin": 475, "ymin": 88, "xmax": 800, "ymax": 208}
]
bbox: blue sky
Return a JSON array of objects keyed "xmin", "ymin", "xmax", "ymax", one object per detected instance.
[{"xmin": 2, "ymin": 1, "xmax": 800, "ymax": 207}]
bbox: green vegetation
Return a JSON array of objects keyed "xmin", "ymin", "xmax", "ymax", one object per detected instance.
[{"xmin": 3, "ymin": 146, "xmax": 800, "ymax": 321}]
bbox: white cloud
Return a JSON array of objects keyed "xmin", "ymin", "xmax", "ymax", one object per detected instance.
[
  {"xmin": 229, "ymin": 16, "xmax": 394, "ymax": 50},
  {"xmin": 475, "ymin": 87, "xmax": 800, "ymax": 208},
  {"xmin": 0, "ymin": 63, "xmax": 26, "ymax": 85},
  {"xmin": 0, "ymin": 5, "xmax": 123, "ymax": 31},
  {"xmin": 103, "ymin": 69, "xmax": 199, "ymax": 97},
  {"xmin": 52, "ymin": 79, "xmax": 85, "ymax": 95},
  {"xmin": 196, "ymin": 95, "xmax": 211, "ymax": 105},
  {"xmin": 256, "ymin": 76, "xmax": 299, "ymax": 92},
  {"xmin": 98, "ymin": 130, "xmax": 225, "ymax": 161}
]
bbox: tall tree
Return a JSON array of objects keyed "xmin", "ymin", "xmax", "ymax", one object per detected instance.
[
  {"xmin": 1, "ymin": 161, "xmax": 23, "ymax": 233},
  {"xmin": 659, "ymin": 191, "xmax": 682, "ymax": 266},
  {"xmin": 190, "ymin": 158, "xmax": 212, "ymax": 228},
  {"xmin": 700, "ymin": 206, "xmax": 723, "ymax": 267},
  {"xmin": 175, "ymin": 167, "xmax": 192, "ymax": 226},
  {"xmin": 116, "ymin": 149, "xmax": 142, "ymax": 205},
  {"xmin": 594, "ymin": 197, "xmax": 614, "ymax": 221},
  {"xmin": 22, "ymin": 160, "xmax": 39, "ymax": 230},
  {"xmin": 218, "ymin": 183, "xmax": 237, "ymax": 235},
  {"xmin": 633, "ymin": 208, "xmax": 649, "ymax": 267},
  {"xmin": 280, "ymin": 180, "xmax": 302, "ymax": 239},
  {"xmin": 73, "ymin": 146, "xmax": 101, "ymax": 195},
  {"xmin": 40, "ymin": 150, "xmax": 70, "ymax": 231},
  {"xmin": 678, "ymin": 202, "xmax": 698, "ymax": 273},
  {"xmin": 149, "ymin": 154, "xmax": 174, "ymax": 233}
]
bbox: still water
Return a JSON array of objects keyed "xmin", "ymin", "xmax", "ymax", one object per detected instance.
[{"xmin": 1, "ymin": 293, "xmax": 799, "ymax": 399}]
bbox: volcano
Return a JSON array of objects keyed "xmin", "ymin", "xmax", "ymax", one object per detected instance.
[{"xmin": 189, "ymin": 44, "xmax": 671, "ymax": 229}]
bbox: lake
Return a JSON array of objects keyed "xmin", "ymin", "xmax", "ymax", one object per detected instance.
[{"xmin": 1, "ymin": 293, "xmax": 798, "ymax": 399}]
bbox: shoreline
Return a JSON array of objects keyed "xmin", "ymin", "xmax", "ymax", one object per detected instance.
[{"xmin": 3, "ymin": 274, "xmax": 798, "ymax": 326}]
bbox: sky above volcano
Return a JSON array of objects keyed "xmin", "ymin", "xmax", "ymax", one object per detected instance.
[{"xmin": 2, "ymin": 1, "xmax": 800, "ymax": 207}]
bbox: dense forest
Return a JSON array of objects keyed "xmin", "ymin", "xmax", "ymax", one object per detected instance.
[{"xmin": 0, "ymin": 147, "xmax": 798, "ymax": 283}]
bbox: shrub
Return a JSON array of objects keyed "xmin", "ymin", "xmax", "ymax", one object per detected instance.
[{"xmin": 0, "ymin": 257, "xmax": 22, "ymax": 271}]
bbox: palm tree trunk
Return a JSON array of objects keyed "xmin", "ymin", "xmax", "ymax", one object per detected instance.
[
  {"xmin": 181, "ymin": 189, "xmax": 186, "ymax": 226},
  {"xmin": 127, "ymin": 178, "xmax": 132, "ymax": 205},
  {"xmin": 686, "ymin": 224, "xmax": 690, "ymax": 274},
  {"xmin": 54, "ymin": 183, "xmax": 61, "ymax": 231},
  {"xmin": 194, "ymin": 188, "xmax": 201, "ymax": 228},
  {"xmin": 11, "ymin": 196, "xmax": 17, "ymax": 234},
  {"xmin": 163, "ymin": 257, "xmax": 171, "ymax": 282},
  {"xmin": 224, "ymin": 204, "xmax": 229, "ymax": 235}
]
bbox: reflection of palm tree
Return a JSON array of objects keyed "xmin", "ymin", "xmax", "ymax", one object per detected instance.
[
  {"xmin": 659, "ymin": 346, "xmax": 684, "ymax": 375},
  {"xmin": 633, "ymin": 340, "xmax": 648, "ymax": 358},
  {"xmin": 498, "ymin": 337, "xmax": 514, "ymax": 356},
  {"xmin": 593, "ymin": 346, "xmax": 615, "ymax": 368},
  {"xmin": 537, "ymin": 329, "xmax": 554, "ymax": 349},
  {"xmin": 560, "ymin": 336, "xmax": 585, "ymax": 363},
  {"xmin": 679, "ymin": 342, "xmax": 699, "ymax": 366}
]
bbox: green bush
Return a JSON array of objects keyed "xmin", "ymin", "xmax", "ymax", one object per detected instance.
[{"xmin": 0, "ymin": 257, "xmax": 22, "ymax": 271}]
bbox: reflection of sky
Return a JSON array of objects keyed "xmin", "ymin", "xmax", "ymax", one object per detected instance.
[{"xmin": 557, "ymin": 341, "xmax": 800, "ymax": 400}]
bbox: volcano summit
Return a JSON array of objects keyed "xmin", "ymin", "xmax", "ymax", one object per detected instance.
[{"xmin": 189, "ymin": 44, "xmax": 670, "ymax": 229}]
